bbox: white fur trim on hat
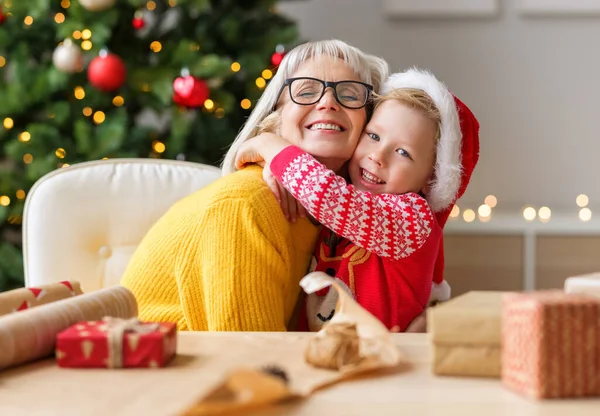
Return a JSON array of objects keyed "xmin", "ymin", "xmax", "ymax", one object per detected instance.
[
  {"xmin": 430, "ymin": 280, "xmax": 451, "ymax": 303},
  {"xmin": 382, "ymin": 68, "xmax": 462, "ymax": 212}
]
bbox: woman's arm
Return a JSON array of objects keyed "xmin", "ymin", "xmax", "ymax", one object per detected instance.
[
  {"xmin": 178, "ymin": 194, "xmax": 290, "ymax": 331},
  {"xmin": 270, "ymin": 146, "xmax": 435, "ymax": 261}
]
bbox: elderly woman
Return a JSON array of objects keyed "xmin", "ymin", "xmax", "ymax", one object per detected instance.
[{"xmin": 120, "ymin": 40, "xmax": 389, "ymax": 331}]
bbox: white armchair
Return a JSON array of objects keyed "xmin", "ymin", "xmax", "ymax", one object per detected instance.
[{"xmin": 22, "ymin": 158, "xmax": 221, "ymax": 293}]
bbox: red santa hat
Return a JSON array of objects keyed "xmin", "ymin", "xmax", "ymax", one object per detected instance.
[{"xmin": 382, "ymin": 69, "xmax": 480, "ymax": 302}]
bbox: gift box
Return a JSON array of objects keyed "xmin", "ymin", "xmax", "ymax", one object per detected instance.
[
  {"xmin": 56, "ymin": 317, "xmax": 176, "ymax": 368},
  {"xmin": 427, "ymin": 291, "xmax": 505, "ymax": 378},
  {"xmin": 501, "ymin": 290, "xmax": 600, "ymax": 399},
  {"xmin": 565, "ymin": 272, "xmax": 600, "ymax": 299}
]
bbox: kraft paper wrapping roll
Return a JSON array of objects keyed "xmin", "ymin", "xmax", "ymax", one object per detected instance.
[
  {"xmin": 0, "ymin": 286, "xmax": 138, "ymax": 370},
  {"xmin": 0, "ymin": 281, "xmax": 84, "ymax": 317}
]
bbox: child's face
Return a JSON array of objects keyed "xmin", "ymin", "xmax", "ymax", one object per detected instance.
[{"xmin": 348, "ymin": 100, "xmax": 436, "ymax": 196}]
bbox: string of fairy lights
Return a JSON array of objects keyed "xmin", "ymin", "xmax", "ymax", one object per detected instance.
[{"xmin": 448, "ymin": 194, "xmax": 594, "ymax": 224}]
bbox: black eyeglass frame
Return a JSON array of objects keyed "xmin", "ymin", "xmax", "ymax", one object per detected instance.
[{"xmin": 275, "ymin": 77, "xmax": 374, "ymax": 110}]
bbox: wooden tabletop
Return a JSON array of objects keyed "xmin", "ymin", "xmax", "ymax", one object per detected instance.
[{"xmin": 0, "ymin": 332, "xmax": 598, "ymax": 415}]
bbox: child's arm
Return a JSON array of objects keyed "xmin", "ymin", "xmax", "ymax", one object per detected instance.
[
  {"xmin": 270, "ymin": 147, "xmax": 435, "ymax": 261},
  {"xmin": 235, "ymin": 133, "xmax": 307, "ymax": 222},
  {"xmin": 234, "ymin": 133, "xmax": 290, "ymax": 170}
]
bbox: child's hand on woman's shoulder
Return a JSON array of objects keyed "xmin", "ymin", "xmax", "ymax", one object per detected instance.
[
  {"xmin": 235, "ymin": 133, "xmax": 289, "ymax": 169},
  {"xmin": 235, "ymin": 133, "xmax": 306, "ymax": 222}
]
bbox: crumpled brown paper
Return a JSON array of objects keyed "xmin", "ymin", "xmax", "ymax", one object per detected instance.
[
  {"xmin": 181, "ymin": 272, "xmax": 404, "ymax": 415},
  {"xmin": 304, "ymin": 321, "xmax": 361, "ymax": 370}
]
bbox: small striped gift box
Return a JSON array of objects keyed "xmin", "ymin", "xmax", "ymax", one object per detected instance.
[{"xmin": 501, "ymin": 291, "xmax": 600, "ymax": 399}]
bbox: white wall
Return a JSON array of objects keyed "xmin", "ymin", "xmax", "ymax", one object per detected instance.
[{"xmin": 278, "ymin": 0, "xmax": 600, "ymax": 214}]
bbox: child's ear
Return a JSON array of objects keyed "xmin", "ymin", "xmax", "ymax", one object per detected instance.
[
  {"xmin": 420, "ymin": 180, "xmax": 431, "ymax": 196},
  {"xmin": 420, "ymin": 176, "xmax": 436, "ymax": 197}
]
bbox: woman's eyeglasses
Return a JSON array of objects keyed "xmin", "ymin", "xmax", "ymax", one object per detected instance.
[{"xmin": 277, "ymin": 77, "xmax": 373, "ymax": 110}]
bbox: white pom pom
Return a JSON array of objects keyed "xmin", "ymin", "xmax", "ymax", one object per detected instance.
[{"xmin": 430, "ymin": 280, "xmax": 451, "ymax": 303}]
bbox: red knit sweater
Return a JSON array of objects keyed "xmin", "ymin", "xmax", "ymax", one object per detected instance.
[{"xmin": 270, "ymin": 146, "xmax": 442, "ymax": 332}]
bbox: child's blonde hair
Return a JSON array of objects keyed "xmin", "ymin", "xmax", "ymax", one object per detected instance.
[
  {"xmin": 374, "ymin": 88, "xmax": 442, "ymax": 145},
  {"xmin": 256, "ymin": 111, "xmax": 281, "ymax": 135}
]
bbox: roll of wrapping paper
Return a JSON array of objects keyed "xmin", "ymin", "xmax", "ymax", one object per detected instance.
[
  {"xmin": 0, "ymin": 281, "xmax": 84, "ymax": 317},
  {"xmin": 0, "ymin": 286, "xmax": 138, "ymax": 370}
]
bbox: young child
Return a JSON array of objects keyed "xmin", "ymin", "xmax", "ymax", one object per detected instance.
[{"xmin": 235, "ymin": 68, "xmax": 480, "ymax": 332}]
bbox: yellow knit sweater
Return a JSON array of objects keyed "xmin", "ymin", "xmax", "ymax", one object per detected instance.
[{"xmin": 120, "ymin": 165, "xmax": 320, "ymax": 331}]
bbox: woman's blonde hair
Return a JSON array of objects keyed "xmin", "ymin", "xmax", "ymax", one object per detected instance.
[
  {"xmin": 374, "ymin": 88, "xmax": 442, "ymax": 144},
  {"xmin": 221, "ymin": 39, "xmax": 389, "ymax": 174}
]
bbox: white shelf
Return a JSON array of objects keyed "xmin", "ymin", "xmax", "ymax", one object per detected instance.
[
  {"xmin": 443, "ymin": 211, "xmax": 600, "ymax": 292},
  {"xmin": 518, "ymin": 0, "xmax": 600, "ymax": 16},
  {"xmin": 383, "ymin": 0, "xmax": 499, "ymax": 18}
]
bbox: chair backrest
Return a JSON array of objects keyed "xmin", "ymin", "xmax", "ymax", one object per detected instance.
[{"xmin": 23, "ymin": 158, "xmax": 222, "ymax": 292}]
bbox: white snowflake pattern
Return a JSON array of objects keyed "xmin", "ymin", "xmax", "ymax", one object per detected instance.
[
  {"xmin": 368, "ymin": 204, "xmax": 391, "ymax": 255},
  {"xmin": 277, "ymin": 152, "xmax": 434, "ymax": 261}
]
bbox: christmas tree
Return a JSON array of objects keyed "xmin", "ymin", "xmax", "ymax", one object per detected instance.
[{"xmin": 0, "ymin": 0, "xmax": 298, "ymax": 292}]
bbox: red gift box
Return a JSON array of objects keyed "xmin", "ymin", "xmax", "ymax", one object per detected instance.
[
  {"xmin": 501, "ymin": 291, "xmax": 600, "ymax": 399},
  {"xmin": 56, "ymin": 317, "xmax": 177, "ymax": 368}
]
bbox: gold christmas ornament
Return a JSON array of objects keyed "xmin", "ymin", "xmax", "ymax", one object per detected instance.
[
  {"xmin": 79, "ymin": 0, "xmax": 116, "ymax": 12},
  {"xmin": 52, "ymin": 39, "xmax": 83, "ymax": 73}
]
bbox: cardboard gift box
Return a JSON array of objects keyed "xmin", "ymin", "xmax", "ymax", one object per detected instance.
[
  {"xmin": 502, "ymin": 291, "xmax": 600, "ymax": 399},
  {"xmin": 427, "ymin": 291, "xmax": 505, "ymax": 378},
  {"xmin": 565, "ymin": 272, "xmax": 600, "ymax": 299},
  {"xmin": 56, "ymin": 317, "xmax": 176, "ymax": 369}
]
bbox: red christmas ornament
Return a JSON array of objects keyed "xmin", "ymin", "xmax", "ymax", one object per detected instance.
[
  {"xmin": 132, "ymin": 17, "xmax": 145, "ymax": 30},
  {"xmin": 132, "ymin": 11, "xmax": 145, "ymax": 30},
  {"xmin": 172, "ymin": 75, "xmax": 210, "ymax": 108},
  {"xmin": 271, "ymin": 52, "xmax": 285, "ymax": 67},
  {"xmin": 87, "ymin": 50, "xmax": 127, "ymax": 92}
]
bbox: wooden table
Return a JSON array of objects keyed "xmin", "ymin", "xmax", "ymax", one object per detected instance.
[{"xmin": 1, "ymin": 333, "xmax": 598, "ymax": 415}]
